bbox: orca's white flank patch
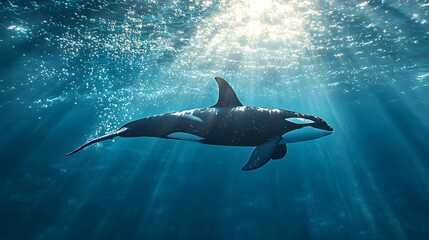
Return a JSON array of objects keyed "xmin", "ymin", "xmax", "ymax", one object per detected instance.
[
  {"xmin": 280, "ymin": 126, "xmax": 332, "ymax": 144},
  {"xmin": 167, "ymin": 132, "xmax": 205, "ymax": 141},
  {"xmin": 285, "ymin": 117, "xmax": 315, "ymax": 124}
]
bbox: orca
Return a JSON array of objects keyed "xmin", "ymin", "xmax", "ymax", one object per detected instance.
[{"xmin": 66, "ymin": 77, "xmax": 333, "ymax": 171}]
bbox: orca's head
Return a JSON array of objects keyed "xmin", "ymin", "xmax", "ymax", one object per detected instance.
[{"xmin": 282, "ymin": 116, "xmax": 333, "ymax": 143}]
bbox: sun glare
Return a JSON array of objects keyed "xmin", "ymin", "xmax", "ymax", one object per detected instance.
[
  {"xmin": 222, "ymin": 0, "xmax": 309, "ymax": 43},
  {"xmin": 249, "ymin": 0, "xmax": 273, "ymax": 13},
  {"xmin": 173, "ymin": 0, "xmax": 315, "ymax": 75}
]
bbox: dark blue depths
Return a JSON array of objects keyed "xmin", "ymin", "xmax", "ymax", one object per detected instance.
[{"xmin": 1, "ymin": 1, "xmax": 429, "ymax": 239}]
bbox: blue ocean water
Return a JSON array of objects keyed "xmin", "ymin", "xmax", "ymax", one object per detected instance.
[{"xmin": 1, "ymin": 0, "xmax": 429, "ymax": 239}]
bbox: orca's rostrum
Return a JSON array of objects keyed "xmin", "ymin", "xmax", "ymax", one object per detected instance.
[{"xmin": 66, "ymin": 77, "xmax": 333, "ymax": 171}]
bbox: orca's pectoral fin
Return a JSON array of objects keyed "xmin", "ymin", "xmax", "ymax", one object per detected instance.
[
  {"xmin": 241, "ymin": 136, "xmax": 283, "ymax": 171},
  {"xmin": 271, "ymin": 144, "xmax": 287, "ymax": 160}
]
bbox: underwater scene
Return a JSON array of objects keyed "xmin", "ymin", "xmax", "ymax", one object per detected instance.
[{"xmin": 1, "ymin": 0, "xmax": 429, "ymax": 239}]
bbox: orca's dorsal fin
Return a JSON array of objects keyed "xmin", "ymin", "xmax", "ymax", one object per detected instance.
[{"xmin": 212, "ymin": 77, "xmax": 243, "ymax": 108}]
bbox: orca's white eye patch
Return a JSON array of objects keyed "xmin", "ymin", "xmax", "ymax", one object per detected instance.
[{"xmin": 285, "ymin": 117, "xmax": 315, "ymax": 124}]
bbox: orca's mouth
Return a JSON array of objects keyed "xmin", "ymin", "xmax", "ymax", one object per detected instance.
[{"xmin": 315, "ymin": 125, "xmax": 333, "ymax": 132}]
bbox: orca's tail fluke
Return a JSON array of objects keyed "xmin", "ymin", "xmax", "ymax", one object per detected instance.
[{"xmin": 65, "ymin": 127, "xmax": 128, "ymax": 156}]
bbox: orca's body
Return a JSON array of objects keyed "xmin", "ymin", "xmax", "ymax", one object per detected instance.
[{"xmin": 67, "ymin": 77, "xmax": 333, "ymax": 171}]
